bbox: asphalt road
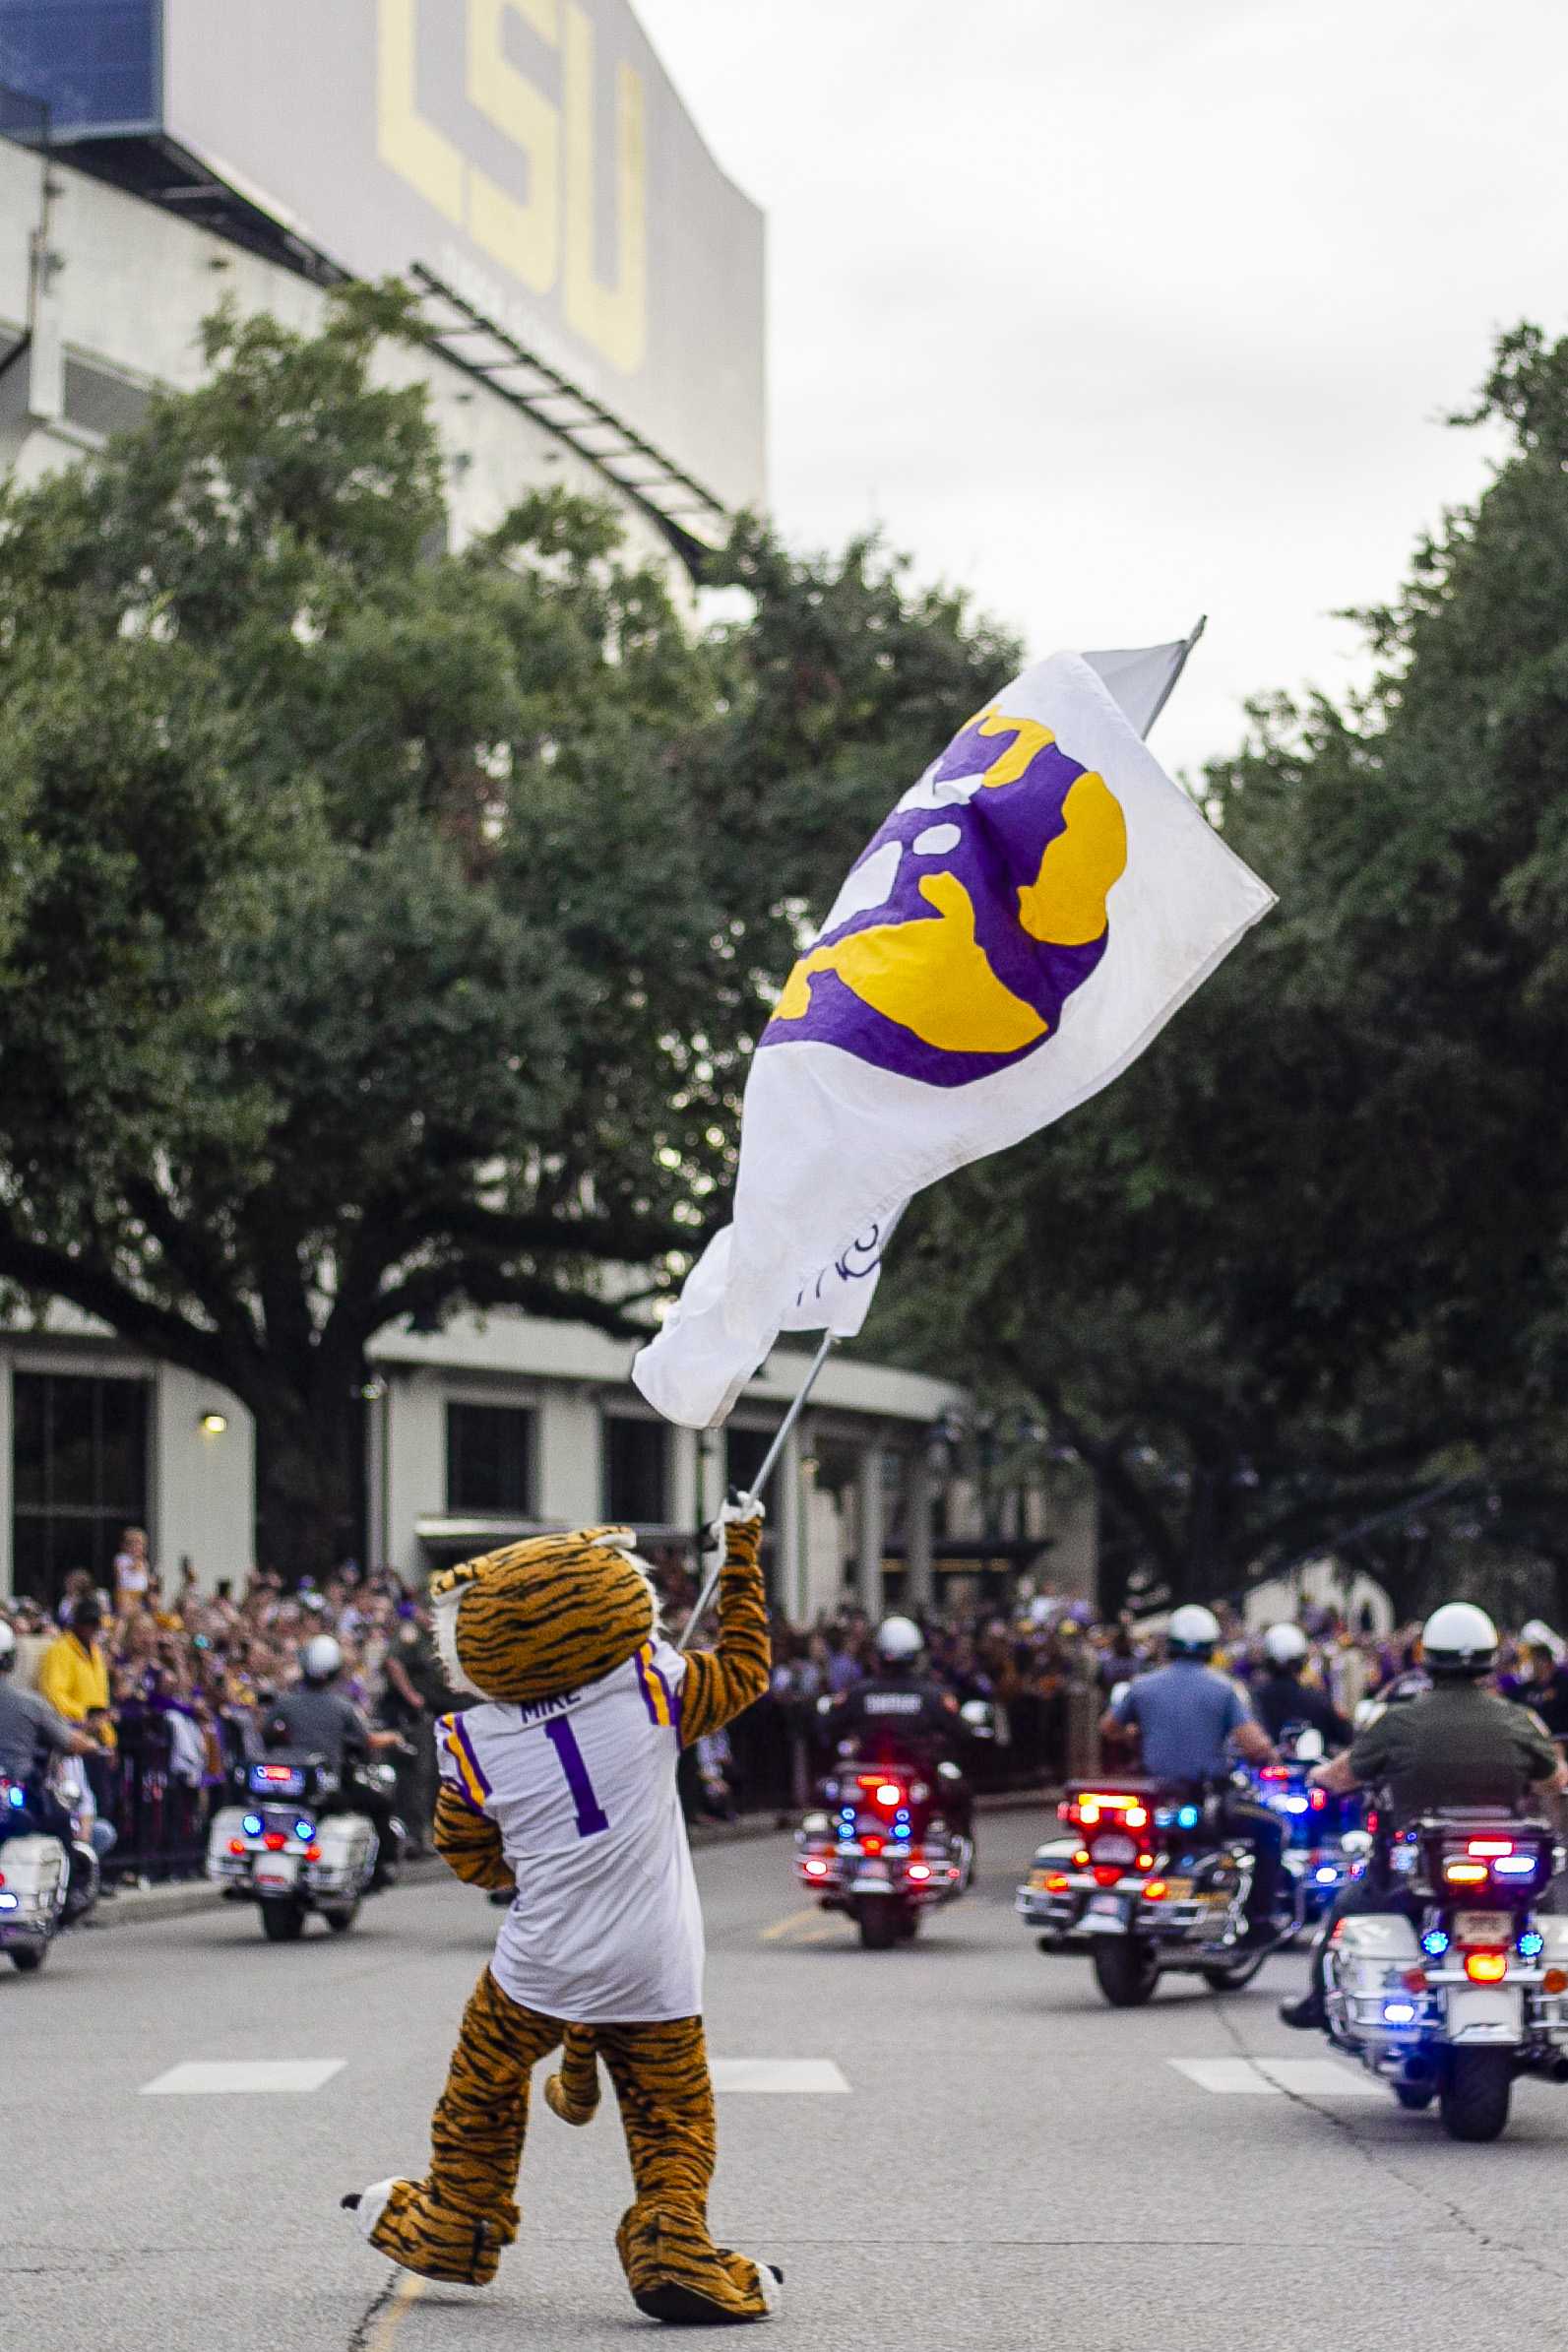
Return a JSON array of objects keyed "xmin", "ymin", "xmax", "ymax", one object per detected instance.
[{"xmin": 10, "ymin": 1814, "xmax": 1568, "ymax": 2352}]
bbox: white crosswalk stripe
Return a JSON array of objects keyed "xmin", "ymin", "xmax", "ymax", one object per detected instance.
[
  {"xmin": 141, "ymin": 2060, "xmax": 346, "ymax": 2096},
  {"xmin": 1170, "ymin": 2056, "xmax": 1382, "ymax": 2098},
  {"xmin": 709, "ymin": 2059, "xmax": 850, "ymax": 2093}
]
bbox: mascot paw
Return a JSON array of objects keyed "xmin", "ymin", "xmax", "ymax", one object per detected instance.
[
  {"xmin": 343, "ymin": 2177, "xmax": 517, "ymax": 2287},
  {"xmin": 619, "ymin": 2205, "xmax": 781, "ymax": 2323}
]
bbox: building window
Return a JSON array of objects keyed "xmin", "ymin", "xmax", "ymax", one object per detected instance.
[
  {"xmin": 446, "ymin": 1402, "xmax": 534, "ymax": 1517},
  {"xmin": 723, "ymin": 1426, "xmax": 773, "ymax": 1496},
  {"xmin": 11, "ymin": 1370, "xmax": 151, "ymax": 1604},
  {"xmin": 603, "ymin": 1416, "xmax": 669, "ymax": 1525}
]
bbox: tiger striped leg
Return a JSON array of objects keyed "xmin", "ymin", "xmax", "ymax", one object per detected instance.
[
  {"xmin": 350, "ymin": 1968, "xmax": 562, "ymax": 2287},
  {"xmin": 596, "ymin": 2019, "xmax": 778, "ymax": 2322}
]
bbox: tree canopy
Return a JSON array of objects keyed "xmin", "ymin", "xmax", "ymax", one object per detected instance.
[
  {"xmin": 881, "ymin": 321, "xmax": 1568, "ymax": 1621},
  {"xmin": 0, "ymin": 287, "xmax": 1011, "ymax": 1572}
]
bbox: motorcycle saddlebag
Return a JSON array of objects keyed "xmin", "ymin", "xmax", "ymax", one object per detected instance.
[
  {"xmin": 311, "ymin": 1812, "xmax": 375, "ymax": 1888},
  {"xmin": 0, "ymin": 1832, "xmax": 67, "ymax": 1924}
]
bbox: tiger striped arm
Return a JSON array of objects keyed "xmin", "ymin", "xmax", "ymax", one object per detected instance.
[
  {"xmin": 679, "ymin": 1515, "xmax": 771, "ymax": 1747},
  {"xmin": 433, "ymin": 1783, "xmax": 514, "ymax": 1892}
]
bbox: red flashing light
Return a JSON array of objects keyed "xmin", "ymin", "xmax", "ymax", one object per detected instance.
[
  {"xmin": 1126, "ymin": 1808, "xmax": 1149, "ymax": 1829},
  {"xmin": 862, "ymin": 1836, "xmax": 884, "ymax": 1856},
  {"xmin": 1135, "ymin": 1852, "xmax": 1155, "ymax": 1871},
  {"xmin": 1072, "ymin": 1849, "xmax": 1091, "ymax": 1869},
  {"xmin": 1466, "ymin": 1951, "xmax": 1508, "ymax": 1985},
  {"xmin": 263, "ymin": 1831, "xmax": 287, "ymax": 1852},
  {"xmin": 1468, "ymin": 1838, "xmax": 1514, "ymax": 1858},
  {"xmin": 908, "ymin": 1863, "xmax": 932, "ymax": 1882},
  {"xmin": 1402, "ymin": 1967, "xmax": 1428, "ymax": 1994},
  {"xmin": 1093, "ymin": 1866, "xmax": 1121, "ymax": 1887},
  {"xmin": 803, "ymin": 1859, "xmax": 829, "ymax": 1877},
  {"xmin": 228, "ymin": 1838, "xmax": 247, "ymax": 1857},
  {"xmin": 1309, "ymin": 1790, "xmax": 1327, "ymax": 1812},
  {"xmin": 1259, "ymin": 1766, "xmax": 1288, "ymax": 1781},
  {"xmin": 305, "ymin": 1844, "xmax": 322, "ymax": 1863},
  {"xmin": 1045, "ymin": 1874, "xmax": 1069, "ymax": 1892},
  {"xmin": 1143, "ymin": 1879, "xmax": 1168, "ymax": 1902}
]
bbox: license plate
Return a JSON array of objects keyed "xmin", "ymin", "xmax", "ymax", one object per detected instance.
[
  {"xmin": 1160, "ymin": 1877, "xmax": 1194, "ymax": 1901},
  {"xmin": 1083, "ymin": 1894, "xmax": 1128, "ymax": 1935},
  {"xmin": 1454, "ymin": 1911, "xmax": 1512, "ymax": 1943}
]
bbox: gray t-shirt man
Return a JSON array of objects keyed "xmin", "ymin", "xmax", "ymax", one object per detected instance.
[
  {"xmin": 1113, "ymin": 1661, "xmax": 1250, "ymax": 1784},
  {"xmin": 267, "ymin": 1686, "xmax": 369, "ymax": 1771},
  {"xmin": 0, "ymin": 1681, "xmax": 78, "ymax": 1786}
]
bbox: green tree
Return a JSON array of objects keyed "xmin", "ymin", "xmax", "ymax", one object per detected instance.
[
  {"xmin": 880, "ymin": 320, "xmax": 1568, "ymax": 1616},
  {"xmin": 0, "ymin": 290, "xmax": 1011, "ymax": 1579}
]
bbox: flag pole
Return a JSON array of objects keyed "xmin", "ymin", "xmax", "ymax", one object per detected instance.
[
  {"xmin": 1142, "ymin": 614, "xmax": 1207, "ymax": 740},
  {"xmin": 677, "ymin": 1329, "xmax": 836, "ymax": 1650}
]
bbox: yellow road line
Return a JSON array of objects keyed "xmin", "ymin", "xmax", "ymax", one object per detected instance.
[
  {"xmin": 367, "ymin": 2272, "xmax": 426, "ymax": 2351},
  {"xmin": 760, "ymin": 1906, "xmax": 824, "ymax": 1942}
]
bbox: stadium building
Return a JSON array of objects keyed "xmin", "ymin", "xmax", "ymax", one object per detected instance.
[{"xmin": 0, "ymin": 2, "xmax": 1093, "ymax": 1616}]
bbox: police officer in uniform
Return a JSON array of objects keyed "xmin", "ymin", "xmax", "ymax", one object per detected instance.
[
  {"xmin": 1281, "ymin": 1601, "xmax": 1568, "ymax": 2028},
  {"xmin": 1253, "ymin": 1622, "xmax": 1351, "ymax": 1748},
  {"xmin": 266, "ymin": 1635, "xmax": 402, "ymax": 1887},
  {"xmin": 1103, "ymin": 1603, "xmax": 1286, "ymax": 1948},
  {"xmin": 0, "ymin": 1620, "xmax": 104, "ymax": 1864},
  {"xmin": 830, "ymin": 1617, "xmax": 975, "ymax": 1836}
]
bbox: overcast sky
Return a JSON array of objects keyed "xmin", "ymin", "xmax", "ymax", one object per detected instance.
[{"xmin": 634, "ymin": 0, "xmax": 1567, "ymax": 775}]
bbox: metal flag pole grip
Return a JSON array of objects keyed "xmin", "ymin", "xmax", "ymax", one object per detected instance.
[{"xmin": 676, "ymin": 1330, "xmax": 836, "ymax": 1651}]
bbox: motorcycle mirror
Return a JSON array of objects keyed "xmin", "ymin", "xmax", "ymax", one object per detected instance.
[
  {"xmin": 1293, "ymin": 1728, "xmax": 1325, "ymax": 1762},
  {"xmin": 1341, "ymin": 1828, "xmax": 1373, "ymax": 1858},
  {"xmin": 815, "ymin": 1694, "xmax": 834, "ymax": 1715},
  {"xmin": 937, "ymin": 1760, "xmax": 963, "ymax": 1781},
  {"xmin": 960, "ymin": 1700, "xmax": 993, "ymax": 1728}
]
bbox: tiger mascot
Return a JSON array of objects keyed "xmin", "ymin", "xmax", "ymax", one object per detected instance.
[{"xmin": 343, "ymin": 1496, "xmax": 782, "ymax": 2325}]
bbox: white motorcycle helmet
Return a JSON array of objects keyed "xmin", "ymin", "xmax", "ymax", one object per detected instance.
[
  {"xmin": 1167, "ymin": 1604, "xmax": 1221, "ymax": 1659},
  {"xmin": 1262, "ymin": 1622, "xmax": 1309, "ymax": 1670},
  {"xmin": 301, "ymin": 1632, "xmax": 345, "ymax": 1685},
  {"xmin": 875, "ymin": 1615, "xmax": 924, "ymax": 1665},
  {"xmin": 1421, "ymin": 1601, "xmax": 1498, "ymax": 1678}
]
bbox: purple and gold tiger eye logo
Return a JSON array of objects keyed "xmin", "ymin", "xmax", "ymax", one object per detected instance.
[{"xmin": 760, "ymin": 706, "xmax": 1128, "ymax": 1087}]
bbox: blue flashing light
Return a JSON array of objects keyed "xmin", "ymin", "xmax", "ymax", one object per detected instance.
[
  {"xmin": 1314, "ymin": 1865, "xmax": 1339, "ymax": 1884},
  {"xmin": 1494, "ymin": 1856, "xmax": 1537, "ymax": 1877},
  {"xmin": 6, "ymin": 1785, "xmax": 26, "ymax": 1810},
  {"xmin": 1422, "ymin": 1929, "xmax": 1450, "ymax": 1958},
  {"xmin": 0, "ymin": 1891, "xmax": 18, "ymax": 1911},
  {"xmin": 1382, "ymin": 2000, "xmax": 1417, "ymax": 2026},
  {"xmin": 1177, "ymin": 1805, "xmax": 1200, "ymax": 1829},
  {"xmin": 1519, "ymin": 1931, "xmax": 1545, "ymax": 1958},
  {"xmin": 1283, "ymin": 1795, "xmax": 1310, "ymax": 1814},
  {"xmin": 241, "ymin": 1813, "xmax": 263, "ymax": 1837},
  {"xmin": 294, "ymin": 1818, "xmax": 316, "ymax": 1843}
]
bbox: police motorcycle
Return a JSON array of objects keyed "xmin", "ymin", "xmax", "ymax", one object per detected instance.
[
  {"xmin": 1249, "ymin": 1727, "xmax": 1365, "ymax": 1939},
  {"xmin": 0, "ymin": 1766, "xmax": 69, "ymax": 1972},
  {"xmin": 1018, "ymin": 1759, "xmax": 1295, "ymax": 2005},
  {"xmin": 795, "ymin": 1702, "xmax": 990, "ymax": 1949},
  {"xmin": 207, "ymin": 1749, "xmax": 388, "ymax": 1940},
  {"xmin": 1322, "ymin": 1804, "xmax": 1568, "ymax": 2140}
]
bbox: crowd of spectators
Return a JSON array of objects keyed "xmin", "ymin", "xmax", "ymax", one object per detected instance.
[{"xmin": 7, "ymin": 1525, "xmax": 1567, "ymax": 1874}]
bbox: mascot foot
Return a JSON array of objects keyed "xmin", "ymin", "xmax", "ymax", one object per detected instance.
[
  {"xmin": 342, "ymin": 2177, "xmax": 518, "ymax": 2287},
  {"xmin": 619, "ymin": 2203, "xmax": 782, "ymax": 2323}
]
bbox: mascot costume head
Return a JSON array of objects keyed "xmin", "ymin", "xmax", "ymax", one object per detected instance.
[{"xmin": 345, "ymin": 1508, "xmax": 781, "ymax": 2325}]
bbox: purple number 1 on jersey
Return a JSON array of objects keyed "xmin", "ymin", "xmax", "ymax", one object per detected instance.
[{"xmin": 543, "ymin": 1716, "xmax": 609, "ymax": 1837}]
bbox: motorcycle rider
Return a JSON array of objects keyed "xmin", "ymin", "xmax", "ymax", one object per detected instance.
[
  {"xmin": 0, "ymin": 1620, "xmax": 104, "ymax": 1864},
  {"xmin": 265, "ymin": 1634, "xmax": 403, "ymax": 1888},
  {"xmin": 1253, "ymin": 1623, "xmax": 1351, "ymax": 1748},
  {"xmin": 1281, "ymin": 1600, "xmax": 1568, "ymax": 2028},
  {"xmin": 828, "ymin": 1617, "xmax": 976, "ymax": 1838},
  {"xmin": 1102, "ymin": 1603, "xmax": 1286, "ymax": 1948}
]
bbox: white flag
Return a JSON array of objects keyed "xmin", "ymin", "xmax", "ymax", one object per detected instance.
[{"xmin": 635, "ymin": 648, "xmax": 1273, "ymax": 1428}]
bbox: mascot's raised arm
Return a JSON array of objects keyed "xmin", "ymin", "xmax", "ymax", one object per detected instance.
[{"xmin": 343, "ymin": 1496, "xmax": 782, "ymax": 2325}]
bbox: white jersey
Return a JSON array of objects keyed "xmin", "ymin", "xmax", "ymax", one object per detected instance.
[{"xmin": 438, "ymin": 1635, "xmax": 702, "ymax": 2023}]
